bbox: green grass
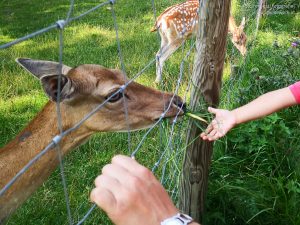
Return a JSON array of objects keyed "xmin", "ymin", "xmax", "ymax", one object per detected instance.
[{"xmin": 1, "ymin": 0, "xmax": 300, "ymax": 224}]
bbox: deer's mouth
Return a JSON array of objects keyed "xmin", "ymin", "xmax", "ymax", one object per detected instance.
[{"xmin": 154, "ymin": 102, "xmax": 186, "ymax": 122}]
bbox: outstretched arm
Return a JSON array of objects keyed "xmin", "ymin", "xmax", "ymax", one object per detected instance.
[
  {"xmin": 201, "ymin": 86, "xmax": 298, "ymax": 141},
  {"xmin": 90, "ymin": 155, "xmax": 200, "ymax": 225}
]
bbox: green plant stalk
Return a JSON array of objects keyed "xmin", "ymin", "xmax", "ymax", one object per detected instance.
[{"xmin": 185, "ymin": 112, "xmax": 208, "ymax": 124}]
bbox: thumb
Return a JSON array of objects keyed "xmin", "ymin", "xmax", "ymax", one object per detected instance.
[
  {"xmin": 90, "ymin": 188, "xmax": 116, "ymax": 213},
  {"xmin": 208, "ymin": 107, "xmax": 218, "ymax": 115}
]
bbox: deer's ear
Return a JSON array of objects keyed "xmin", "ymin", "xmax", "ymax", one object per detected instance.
[
  {"xmin": 40, "ymin": 74, "xmax": 75, "ymax": 102},
  {"xmin": 16, "ymin": 58, "xmax": 72, "ymax": 79},
  {"xmin": 240, "ymin": 17, "xmax": 246, "ymax": 30},
  {"xmin": 111, "ymin": 69, "xmax": 128, "ymax": 79},
  {"xmin": 16, "ymin": 58, "xmax": 75, "ymax": 102}
]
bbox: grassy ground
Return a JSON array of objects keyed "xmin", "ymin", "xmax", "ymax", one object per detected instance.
[
  {"xmin": 0, "ymin": 0, "xmax": 300, "ymax": 224},
  {"xmin": 0, "ymin": 0, "xmax": 189, "ymax": 224},
  {"xmin": 206, "ymin": 1, "xmax": 300, "ymax": 224}
]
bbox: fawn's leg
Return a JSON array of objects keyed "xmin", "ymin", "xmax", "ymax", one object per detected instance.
[{"xmin": 155, "ymin": 38, "xmax": 183, "ymax": 83}]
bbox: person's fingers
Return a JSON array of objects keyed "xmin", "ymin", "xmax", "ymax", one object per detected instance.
[
  {"xmin": 204, "ymin": 123, "xmax": 214, "ymax": 134},
  {"xmin": 112, "ymin": 155, "xmax": 142, "ymax": 172},
  {"xmin": 90, "ymin": 187, "xmax": 117, "ymax": 213},
  {"xmin": 208, "ymin": 135, "xmax": 218, "ymax": 141},
  {"xmin": 208, "ymin": 129, "xmax": 217, "ymax": 137},
  {"xmin": 111, "ymin": 155, "xmax": 154, "ymax": 180},
  {"xmin": 101, "ymin": 161, "xmax": 152, "ymax": 187},
  {"xmin": 200, "ymin": 132, "xmax": 206, "ymax": 138},
  {"xmin": 213, "ymin": 131, "xmax": 224, "ymax": 140},
  {"xmin": 101, "ymin": 163, "xmax": 132, "ymax": 184},
  {"xmin": 207, "ymin": 129, "xmax": 218, "ymax": 141},
  {"xmin": 94, "ymin": 174, "xmax": 121, "ymax": 194},
  {"xmin": 200, "ymin": 123, "xmax": 215, "ymax": 140},
  {"xmin": 200, "ymin": 133, "xmax": 208, "ymax": 140}
]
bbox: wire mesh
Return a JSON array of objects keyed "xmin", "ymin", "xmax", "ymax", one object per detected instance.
[
  {"xmin": 0, "ymin": 0, "xmax": 196, "ymax": 224},
  {"xmin": 0, "ymin": 0, "xmax": 261, "ymax": 223}
]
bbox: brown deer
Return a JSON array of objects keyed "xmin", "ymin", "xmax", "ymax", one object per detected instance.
[
  {"xmin": 0, "ymin": 58, "xmax": 185, "ymax": 223},
  {"xmin": 151, "ymin": 0, "xmax": 247, "ymax": 83}
]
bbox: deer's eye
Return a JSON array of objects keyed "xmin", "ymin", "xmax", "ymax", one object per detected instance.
[{"xmin": 106, "ymin": 91, "xmax": 123, "ymax": 103}]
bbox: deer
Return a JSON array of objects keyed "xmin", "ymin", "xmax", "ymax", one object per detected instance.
[
  {"xmin": 0, "ymin": 58, "xmax": 185, "ymax": 223},
  {"xmin": 151, "ymin": 0, "xmax": 247, "ymax": 83}
]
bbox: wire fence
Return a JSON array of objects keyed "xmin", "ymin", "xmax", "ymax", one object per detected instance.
[
  {"xmin": 0, "ymin": 0, "xmax": 264, "ymax": 223},
  {"xmin": 0, "ymin": 0, "xmax": 196, "ymax": 224}
]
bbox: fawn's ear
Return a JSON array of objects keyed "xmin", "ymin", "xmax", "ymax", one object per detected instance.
[
  {"xmin": 16, "ymin": 58, "xmax": 74, "ymax": 102},
  {"xmin": 240, "ymin": 17, "xmax": 246, "ymax": 30}
]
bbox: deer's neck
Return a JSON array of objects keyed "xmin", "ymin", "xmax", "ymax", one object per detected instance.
[
  {"xmin": 228, "ymin": 16, "xmax": 237, "ymax": 34},
  {"xmin": 0, "ymin": 101, "xmax": 93, "ymax": 223}
]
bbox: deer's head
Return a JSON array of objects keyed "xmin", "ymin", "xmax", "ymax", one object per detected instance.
[
  {"xmin": 16, "ymin": 58, "xmax": 185, "ymax": 132},
  {"xmin": 230, "ymin": 17, "xmax": 247, "ymax": 56}
]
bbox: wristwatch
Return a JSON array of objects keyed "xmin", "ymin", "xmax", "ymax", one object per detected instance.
[{"xmin": 161, "ymin": 213, "xmax": 193, "ymax": 225}]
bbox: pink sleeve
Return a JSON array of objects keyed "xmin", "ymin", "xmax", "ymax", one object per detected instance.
[{"xmin": 289, "ymin": 81, "xmax": 300, "ymax": 104}]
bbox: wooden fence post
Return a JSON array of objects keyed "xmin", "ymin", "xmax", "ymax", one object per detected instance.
[{"xmin": 179, "ymin": 0, "xmax": 231, "ymax": 223}]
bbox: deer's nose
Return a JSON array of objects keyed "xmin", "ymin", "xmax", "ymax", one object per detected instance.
[{"xmin": 172, "ymin": 96, "xmax": 186, "ymax": 112}]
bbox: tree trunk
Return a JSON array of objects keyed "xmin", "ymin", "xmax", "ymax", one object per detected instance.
[{"xmin": 179, "ymin": 0, "xmax": 231, "ymax": 223}]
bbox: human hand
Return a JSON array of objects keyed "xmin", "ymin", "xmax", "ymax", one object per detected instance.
[
  {"xmin": 90, "ymin": 155, "xmax": 179, "ymax": 225},
  {"xmin": 200, "ymin": 107, "xmax": 237, "ymax": 141}
]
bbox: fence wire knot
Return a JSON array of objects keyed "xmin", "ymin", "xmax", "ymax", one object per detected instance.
[
  {"xmin": 160, "ymin": 112, "xmax": 166, "ymax": 118},
  {"xmin": 56, "ymin": 20, "xmax": 66, "ymax": 29},
  {"xmin": 119, "ymin": 84, "xmax": 126, "ymax": 91},
  {"xmin": 172, "ymin": 117, "xmax": 177, "ymax": 124},
  {"xmin": 52, "ymin": 135, "xmax": 63, "ymax": 145}
]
